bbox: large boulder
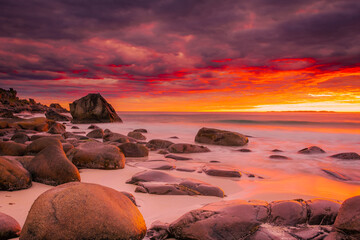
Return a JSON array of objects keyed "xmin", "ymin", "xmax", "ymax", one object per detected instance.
[
  {"xmin": 306, "ymin": 199, "xmax": 341, "ymax": 225},
  {"xmin": 67, "ymin": 141, "xmax": 125, "ymax": 169},
  {"xmin": 27, "ymin": 145, "xmax": 80, "ymax": 186},
  {"xmin": 146, "ymin": 139, "xmax": 174, "ymax": 150},
  {"xmin": 69, "ymin": 93, "xmax": 122, "ymax": 123},
  {"xmin": 20, "ymin": 182, "xmax": 146, "ymax": 240},
  {"xmin": 195, "ymin": 127, "xmax": 248, "ymax": 146},
  {"xmin": 333, "ymin": 195, "xmax": 360, "ymax": 235},
  {"xmin": 26, "ymin": 137, "xmax": 63, "ymax": 155},
  {"xmin": 0, "ymin": 141, "xmax": 26, "ymax": 156},
  {"xmin": 0, "ymin": 156, "xmax": 32, "ymax": 190},
  {"xmin": 168, "ymin": 143, "xmax": 210, "ymax": 153},
  {"xmin": 0, "ymin": 212, "xmax": 21, "ymax": 239},
  {"xmin": 269, "ymin": 200, "xmax": 307, "ymax": 226},
  {"xmin": 169, "ymin": 200, "xmax": 269, "ymax": 240},
  {"xmin": 45, "ymin": 109, "xmax": 71, "ymax": 121},
  {"xmin": 118, "ymin": 143, "xmax": 149, "ymax": 157}
]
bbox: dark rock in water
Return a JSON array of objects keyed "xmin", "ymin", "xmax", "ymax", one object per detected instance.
[
  {"xmin": 306, "ymin": 199, "xmax": 341, "ymax": 225},
  {"xmin": 330, "ymin": 152, "xmax": 360, "ymax": 160},
  {"xmin": 195, "ymin": 127, "xmax": 248, "ymax": 146},
  {"xmin": 0, "ymin": 212, "xmax": 21, "ymax": 239},
  {"xmin": 209, "ymin": 160, "xmax": 220, "ymax": 163},
  {"xmin": 334, "ymin": 195, "xmax": 360, "ymax": 235},
  {"xmin": 269, "ymin": 154, "xmax": 290, "ymax": 160},
  {"xmin": 45, "ymin": 109, "xmax": 71, "ymax": 121},
  {"xmin": 169, "ymin": 136, "xmax": 179, "ymax": 139},
  {"xmin": 47, "ymin": 122, "xmax": 66, "ymax": 134},
  {"xmin": 272, "ymin": 149, "xmax": 283, "ymax": 152},
  {"xmin": 133, "ymin": 128, "xmax": 147, "ymax": 133},
  {"xmin": 127, "ymin": 170, "xmax": 224, "ymax": 197},
  {"xmin": 169, "ymin": 199, "xmax": 268, "ymax": 240},
  {"xmin": 0, "ymin": 141, "xmax": 26, "ymax": 156},
  {"xmin": 157, "ymin": 149, "xmax": 169, "ymax": 155},
  {"xmin": 88, "ymin": 124, "xmax": 99, "ymax": 129},
  {"xmin": 26, "ymin": 137, "xmax": 63, "ymax": 155},
  {"xmin": 168, "ymin": 143, "xmax": 210, "ymax": 153},
  {"xmin": 0, "ymin": 156, "xmax": 32, "ymax": 191},
  {"xmin": 67, "ymin": 141, "xmax": 125, "ymax": 169},
  {"xmin": 237, "ymin": 148, "xmax": 252, "ymax": 152},
  {"xmin": 203, "ymin": 166, "xmax": 241, "ymax": 178},
  {"xmin": 27, "ymin": 145, "xmax": 80, "ymax": 186},
  {"xmin": 71, "ymin": 126, "xmax": 79, "ymax": 129},
  {"xmin": 70, "ymin": 93, "xmax": 122, "ymax": 123},
  {"xmin": 20, "ymin": 182, "xmax": 146, "ymax": 240},
  {"xmin": 146, "ymin": 139, "xmax": 174, "ymax": 150},
  {"xmin": 86, "ymin": 128, "xmax": 104, "ymax": 139},
  {"xmin": 117, "ymin": 142, "xmax": 149, "ymax": 157},
  {"xmin": 165, "ymin": 154, "xmax": 192, "ymax": 161},
  {"xmin": 134, "ymin": 160, "xmax": 175, "ymax": 170},
  {"xmin": 10, "ymin": 132, "xmax": 30, "ymax": 144},
  {"xmin": 128, "ymin": 131, "xmax": 146, "ymax": 140},
  {"xmin": 298, "ymin": 146, "xmax": 326, "ymax": 154},
  {"xmin": 103, "ymin": 132, "xmax": 132, "ymax": 143},
  {"xmin": 63, "ymin": 132, "xmax": 89, "ymax": 140},
  {"xmin": 49, "ymin": 103, "xmax": 68, "ymax": 113},
  {"xmin": 321, "ymin": 169, "xmax": 351, "ymax": 181},
  {"xmin": 269, "ymin": 200, "xmax": 307, "ymax": 226},
  {"xmin": 176, "ymin": 167, "xmax": 196, "ymax": 172}
]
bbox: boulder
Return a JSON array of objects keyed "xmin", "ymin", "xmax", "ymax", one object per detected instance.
[
  {"xmin": 127, "ymin": 170, "xmax": 224, "ymax": 197},
  {"xmin": 330, "ymin": 152, "xmax": 360, "ymax": 160},
  {"xmin": 334, "ymin": 195, "xmax": 360, "ymax": 234},
  {"xmin": 103, "ymin": 132, "xmax": 131, "ymax": 143},
  {"xmin": 86, "ymin": 128, "xmax": 104, "ymax": 138},
  {"xmin": 298, "ymin": 146, "xmax": 326, "ymax": 154},
  {"xmin": 168, "ymin": 143, "xmax": 210, "ymax": 153},
  {"xmin": 63, "ymin": 131, "xmax": 89, "ymax": 140},
  {"xmin": 10, "ymin": 132, "xmax": 30, "ymax": 144},
  {"xmin": 269, "ymin": 154, "xmax": 290, "ymax": 160},
  {"xmin": 306, "ymin": 199, "xmax": 341, "ymax": 225},
  {"xmin": 134, "ymin": 128, "xmax": 147, "ymax": 133},
  {"xmin": 27, "ymin": 145, "xmax": 80, "ymax": 186},
  {"xmin": 128, "ymin": 131, "xmax": 146, "ymax": 140},
  {"xmin": 146, "ymin": 139, "xmax": 174, "ymax": 150},
  {"xmin": 169, "ymin": 200, "xmax": 269, "ymax": 240},
  {"xmin": 0, "ymin": 156, "xmax": 32, "ymax": 190},
  {"xmin": 237, "ymin": 148, "xmax": 252, "ymax": 152},
  {"xmin": 195, "ymin": 127, "xmax": 248, "ymax": 146},
  {"xmin": 269, "ymin": 200, "xmax": 307, "ymax": 226},
  {"xmin": 0, "ymin": 212, "xmax": 21, "ymax": 239},
  {"xmin": 26, "ymin": 137, "xmax": 63, "ymax": 155},
  {"xmin": 118, "ymin": 142, "xmax": 149, "ymax": 157},
  {"xmin": 203, "ymin": 166, "xmax": 241, "ymax": 177},
  {"xmin": 45, "ymin": 109, "xmax": 71, "ymax": 121},
  {"xmin": 0, "ymin": 141, "xmax": 26, "ymax": 156},
  {"xmin": 69, "ymin": 93, "xmax": 122, "ymax": 123},
  {"xmin": 47, "ymin": 122, "xmax": 66, "ymax": 134},
  {"xmin": 67, "ymin": 141, "xmax": 125, "ymax": 169},
  {"xmin": 20, "ymin": 182, "xmax": 146, "ymax": 240}
]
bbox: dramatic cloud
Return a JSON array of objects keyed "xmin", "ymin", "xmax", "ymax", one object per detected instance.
[{"xmin": 0, "ymin": 0, "xmax": 359, "ymax": 111}]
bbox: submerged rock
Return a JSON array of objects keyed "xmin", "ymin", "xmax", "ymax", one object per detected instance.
[
  {"xmin": 298, "ymin": 146, "xmax": 326, "ymax": 154},
  {"xmin": 0, "ymin": 156, "xmax": 32, "ymax": 191},
  {"xmin": 330, "ymin": 152, "xmax": 360, "ymax": 160},
  {"xmin": 70, "ymin": 93, "xmax": 122, "ymax": 123},
  {"xmin": 168, "ymin": 143, "xmax": 210, "ymax": 153},
  {"xmin": 0, "ymin": 212, "xmax": 21, "ymax": 239},
  {"xmin": 321, "ymin": 169, "xmax": 351, "ymax": 181},
  {"xmin": 169, "ymin": 199, "xmax": 268, "ymax": 240},
  {"xmin": 127, "ymin": 170, "xmax": 224, "ymax": 197},
  {"xmin": 20, "ymin": 182, "xmax": 146, "ymax": 240},
  {"xmin": 134, "ymin": 128, "xmax": 147, "ymax": 133},
  {"xmin": 195, "ymin": 127, "xmax": 248, "ymax": 146},
  {"xmin": 269, "ymin": 154, "xmax": 290, "ymax": 160},
  {"xmin": 67, "ymin": 141, "xmax": 125, "ymax": 169}
]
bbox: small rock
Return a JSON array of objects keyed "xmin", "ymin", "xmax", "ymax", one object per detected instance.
[
  {"xmin": 169, "ymin": 136, "xmax": 179, "ymax": 139},
  {"xmin": 146, "ymin": 139, "xmax": 174, "ymax": 150},
  {"xmin": 330, "ymin": 152, "xmax": 360, "ymax": 160},
  {"xmin": 71, "ymin": 126, "xmax": 79, "ymax": 129},
  {"xmin": 269, "ymin": 154, "xmax": 290, "ymax": 160},
  {"xmin": 165, "ymin": 154, "xmax": 192, "ymax": 161},
  {"xmin": 88, "ymin": 124, "xmax": 99, "ymax": 129},
  {"xmin": 272, "ymin": 149, "xmax": 283, "ymax": 152},
  {"xmin": 176, "ymin": 167, "xmax": 196, "ymax": 172},
  {"xmin": 203, "ymin": 166, "xmax": 241, "ymax": 177},
  {"xmin": 298, "ymin": 146, "xmax": 326, "ymax": 154},
  {"xmin": 237, "ymin": 148, "xmax": 252, "ymax": 152},
  {"xmin": 168, "ymin": 143, "xmax": 210, "ymax": 153},
  {"xmin": 86, "ymin": 128, "xmax": 104, "ymax": 138},
  {"xmin": 134, "ymin": 160, "xmax": 175, "ymax": 170},
  {"xmin": 133, "ymin": 128, "xmax": 147, "ymax": 133},
  {"xmin": 157, "ymin": 149, "xmax": 169, "ymax": 155},
  {"xmin": 128, "ymin": 131, "xmax": 146, "ymax": 140},
  {"xmin": 10, "ymin": 132, "xmax": 30, "ymax": 144}
]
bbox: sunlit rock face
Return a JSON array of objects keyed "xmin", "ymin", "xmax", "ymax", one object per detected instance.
[
  {"xmin": 70, "ymin": 93, "xmax": 122, "ymax": 124},
  {"xmin": 20, "ymin": 182, "xmax": 146, "ymax": 240}
]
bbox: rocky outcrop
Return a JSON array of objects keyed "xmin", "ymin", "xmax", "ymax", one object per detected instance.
[
  {"xmin": 67, "ymin": 141, "xmax": 125, "ymax": 169},
  {"xmin": 127, "ymin": 170, "xmax": 224, "ymax": 197},
  {"xmin": 0, "ymin": 141, "xmax": 26, "ymax": 156},
  {"xmin": 0, "ymin": 156, "xmax": 32, "ymax": 190},
  {"xmin": 69, "ymin": 93, "xmax": 122, "ymax": 123},
  {"xmin": 0, "ymin": 212, "xmax": 21, "ymax": 239},
  {"xmin": 117, "ymin": 143, "xmax": 149, "ymax": 157},
  {"xmin": 330, "ymin": 152, "xmax": 360, "ymax": 160},
  {"xmin": 20, "ymin": 182, "xmax": 146, "ymax": 240},
  {"xmin": 146, "ymin": 139, "xmax": 174, "ymax": 150},
  {"xmin": 298, "ymin": 146, "xmax": 326, "ymax": 154},
  {"xmin": 167, "ymin": 143, "xmax": 210, "ymax": 153},
  {"xmin": 195, "ymin": 127, "xmax": 248, "ymax": 146},
  {"xmin": 45, "ymin": 109, "xmax": 71, "ymax": 121},
  {"xmin": 27, "ymin": 145, "xmax": 80, "ymax": 186}
]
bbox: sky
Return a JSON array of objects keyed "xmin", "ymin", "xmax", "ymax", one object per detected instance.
[{"xmin": 0, "ymin": 0, "xmax": 359, "ymax": 112}]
